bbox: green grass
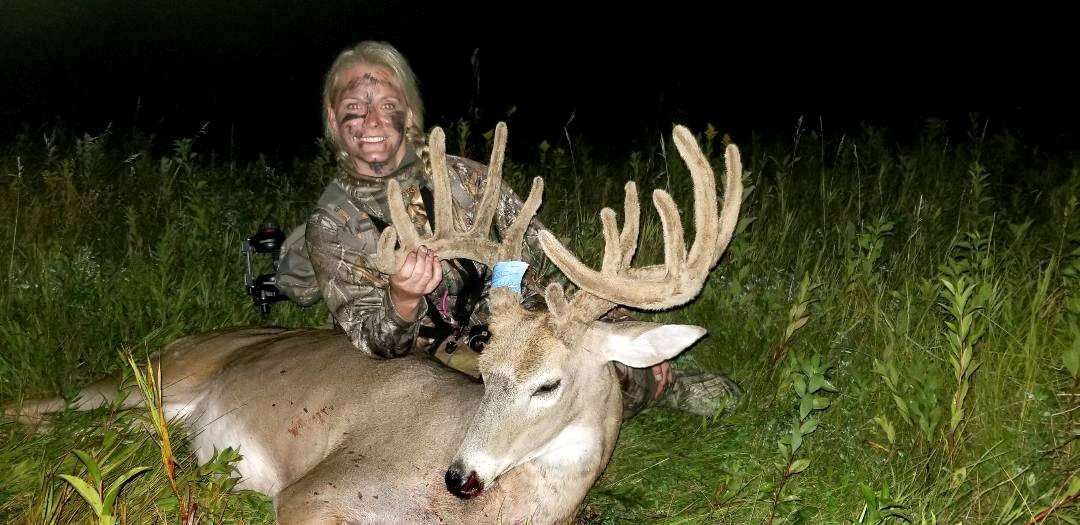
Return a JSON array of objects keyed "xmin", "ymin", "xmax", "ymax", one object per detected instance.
[{"xmin": 1, "ymin": 117, "xmax": 1078, "ymax": 523}]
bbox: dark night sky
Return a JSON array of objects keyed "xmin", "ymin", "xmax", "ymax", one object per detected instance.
[{"xmin": 2, "ymin": 1, "xmax": 1076, "ymax": 159}]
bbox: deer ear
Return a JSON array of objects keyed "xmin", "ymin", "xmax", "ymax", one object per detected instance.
[{"xmin": 594, "ymin": 322, "xmax": 707, "ymax": 368}]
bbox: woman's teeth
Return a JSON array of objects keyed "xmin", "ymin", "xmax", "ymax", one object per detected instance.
[{"xmin": 359, "ymin": 136, "xmax": 386, "ymax": 143}]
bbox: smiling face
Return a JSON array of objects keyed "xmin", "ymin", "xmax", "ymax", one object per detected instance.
[{"xmin": 326, "ymin": 63, "xmax": 413, "ymax": 177}]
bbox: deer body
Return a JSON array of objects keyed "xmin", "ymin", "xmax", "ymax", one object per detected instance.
[{"xmin": 120, "ymin": 326, "xmax": 622, "ymax": 523}]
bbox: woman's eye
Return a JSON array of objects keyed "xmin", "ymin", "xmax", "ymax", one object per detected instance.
[
  {"xmin": 382, "ymin": 102, "xmax": 395, "ymax": 111},
  {"xmin": 534, "ymin": 380, "xmax": 561, "ymax": 396},
  {"xmin": 346, "ymin": 103, "xmax": 358, "ymax": 111}
]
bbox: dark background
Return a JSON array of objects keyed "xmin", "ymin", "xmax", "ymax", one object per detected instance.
[{"xmin": 2, "ymin": 1, "xmax": 1075, "ymax": 159}]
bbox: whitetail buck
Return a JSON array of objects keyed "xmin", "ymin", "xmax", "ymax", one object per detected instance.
[{"xmin": 5, "ymin": 123, "xmax": 742, "ymax": 524}]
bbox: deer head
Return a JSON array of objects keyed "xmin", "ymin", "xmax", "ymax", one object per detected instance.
[{"xmin": 376, "ymin": 122, "xmax": 743, "ymax": 500}]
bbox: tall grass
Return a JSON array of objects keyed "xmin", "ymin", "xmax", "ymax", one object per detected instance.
[{"xmin": 1, "ymin": 117, "xmax": 1078, "ymax": 523}]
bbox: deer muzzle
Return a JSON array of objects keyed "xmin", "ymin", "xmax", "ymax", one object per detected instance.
[{"xmin": 445, "ymin": 465, "xmax": 484, "ymax": 499}]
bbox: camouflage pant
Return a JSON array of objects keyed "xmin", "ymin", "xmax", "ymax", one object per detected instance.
[{"xmin": 612, "ymin": 363, "xmax": 659, "ymax": 420}]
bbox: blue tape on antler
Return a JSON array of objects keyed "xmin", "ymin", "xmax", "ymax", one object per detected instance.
[{"xmin": 491, "ymin": 261, "xmax": 529, "ymax": 293}]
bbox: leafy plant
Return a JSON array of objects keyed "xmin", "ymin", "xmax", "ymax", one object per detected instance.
[
  {"xmin": 766, "ymin": 353, "xmax": 837, "ymax": 525},
  {"xmin": 57, "ymin": 450, "xmax": 149, "ymax": 525}
]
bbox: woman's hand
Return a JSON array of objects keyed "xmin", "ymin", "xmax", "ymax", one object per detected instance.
[{"xmin": 388, "ymin": 246, "xmax": 442, "ymax": 322}]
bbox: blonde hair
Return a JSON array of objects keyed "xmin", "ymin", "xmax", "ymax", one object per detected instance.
[{"xmin": 321, "ymin": 41, "xmax": 428, "ymax": 174}]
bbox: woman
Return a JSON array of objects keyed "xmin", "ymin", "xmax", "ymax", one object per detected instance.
[{"xmin": 280, "ymin": 40, "xmax": 738, "ymax": 418}]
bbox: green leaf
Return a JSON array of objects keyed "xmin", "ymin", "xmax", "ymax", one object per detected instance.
[
  {"xmin": 101, "ymin": 429, "xmax": 118, "ymax": 450},
  {"xmin": 950, "ymin": 406, "xmax": 963, "ymax": 431},
  {"xmin": 1067, "ymin": 475, "xmax": 1080, "ymax": 497},
  {"xmin": 219, "ymin": 446, "xmax": 242, "ymax": 464},
  {"xmin": 859, "ymin": 483, "xmax": 877, "ymax": 505},
  {"xmin": 777, "ymin": 442, "xmax": 789, "ymax": 459},
  {"xmin": 102, "ymin": 466, "xmax": 150, "ymax": 515},
  {"xmin": 948, "ymin": 355, "xmax": 962, "ymax": 376},
  {"xmin": 892, "ymin": 394, "xmax": 912, "ymax": 424},
  {"xmin": 968, "ymin": 359, "xmax": 982, "ymax": 376},
  {"xmin": 941, "ymin": 278, "xmax": 956, "ymax": 295},
  {"xmin": 793, "ymin": 375, "xmax": 807, "ymax": 397},
  {"xmin": 1064, "ymin": 338, "xmax": 1080, "ymax": 378},
  {"xmin": 800, "ymin": 418, "xmax": 819, "ymax": 435},
  {"xmin": 785, "ymin": 316, "xmax": 809, "ymax": 339},
  {"xmin": 72, "ymin": 450, "xmax": 102, "ymax": 485},
  {"xmin": 949, "ymin": 467, "xmax": 967, "ymax": 489},
  {"xmin": 735, "ymin": 216, "xmax": 756, "ymax": 235},
  {"xmin": 102, "ymin": 441, "xmax": 142, "ymax": 480},
  {"xmin": 800, "ymin": 396, "xmax": 813, "ymax": 419},
  {"xmin": 812, "ymin": 396, "xmax": 831, "ymax": 410},
  {"xmin": 808, "ymin": 373, "xmax": 837, "ymax": 394},
  {"xmin": 873, "ymin": 415, "xmax": 896, "ymax": 444},
  {"xmin": 788, "ymin": 458, "xmax": 811, "ymax": 475},
  {"xmin": 790, "ymin": 426, "xmax": 803, "ymax": 454},
  {"xmin": 58, "ymin": 474, "xmax": 103, "ymax": 516}
]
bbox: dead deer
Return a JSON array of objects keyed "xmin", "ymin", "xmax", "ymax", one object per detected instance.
[{"xmin": 4, "ymin": 122, "xmax": 742, "ymax": 524}]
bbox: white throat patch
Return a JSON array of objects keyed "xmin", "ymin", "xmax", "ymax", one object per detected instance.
[{"xmin": 518, "ymin": 423, "xmax": 598, "ymax": 470}]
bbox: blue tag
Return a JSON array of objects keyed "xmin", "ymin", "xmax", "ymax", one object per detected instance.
[{"xmin": 491, "ymin": 261, "xmax": 529, "ymax": 293}]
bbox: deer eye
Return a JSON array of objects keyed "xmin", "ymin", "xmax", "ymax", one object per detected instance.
[{"xmin": 533, "ymin": 380, "xmax": 561, "ymax": 397}]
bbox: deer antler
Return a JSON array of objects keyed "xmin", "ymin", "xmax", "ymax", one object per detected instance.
[
  {"xmin": 539, "ymin": 125, "xmax": 743, "ymax": 326},
  {"xmin": 374, "ymin": 122, "xmax": 544, "ymax": 274},
  {"xmin": 376, "ymin": 123, "xmax": 742, "ymax": 335}
]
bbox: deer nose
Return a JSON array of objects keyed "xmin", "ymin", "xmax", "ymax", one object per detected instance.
[{"xmin": 445, "ymin": 467, "xmax": 484, "ymax": 499}]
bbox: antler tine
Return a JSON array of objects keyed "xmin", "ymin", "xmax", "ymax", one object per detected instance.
[
  {"xmin": 430, "ymin": 127, "xmax": 454, "ymax": 238},
  {"xmin": 674, "ymin": 125, "xmax": 719, "ymax": 270},
  {"xmin": 620, "ymin": 182, "xmax": 640, "ymax": 266},
  {"xmin": 498, "ymin": 177, "xmax": 544, "ymax": 261},
  {"xmin": 537, "ymin": 125, "xmax": 743, "ymax": 315},
  {"xmin": 546, "ymin": 281, "xmax": 623, "ymax": 337},
  {"xmin": 541, "ymin": 181, "xmax": 642, "ymax": 329},
  {"xmin": 599, "ymin": 209, "xmax": 622, "ymax": 273},
  {"xmin": 544, "ymin": 282, "xmax": 570, "ymax": 320},
  {"xmin": 597, "ymin": 182, "xmax": 641, "ymax": 273},
  {"xmin": 653, "ymin": 188, "xmax": 687, "ymax": 281},
  {"xmin": 374, "ymin": 123, "xmax": 544, "ymax": 276},
  {"xmin": 714, "ymin": 143, "xmax": 743, "ymax": 265},
  {"xmin": 373, "ymin": 177, "xmax": 423, "ymax": 274},
  {"xmin": 375, "ymin": 226, "xmax": 399, "ymax": 275},
  {"xmin": 469, "ymin": 122, "xmax": 507, "ymax": 236}
]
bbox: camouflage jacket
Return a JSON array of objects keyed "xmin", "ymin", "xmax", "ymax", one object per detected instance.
[{"xmin": 303, "ymin": 150, "xmax": 552, "ymax": 358}]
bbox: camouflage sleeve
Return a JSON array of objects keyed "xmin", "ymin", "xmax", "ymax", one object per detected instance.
[{"xmin": 305, "ymin": 210, "xmax": 426, "ymax": 358}]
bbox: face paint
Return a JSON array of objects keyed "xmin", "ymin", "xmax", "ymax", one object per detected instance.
[
  {"xmin": 387, "ymin": 110, "xmax": 407, "ymax": 136},
  {"xmin": 340, "ymin": 113, "xmax": 364, "ymax": 126},
  {"xmin": 343, "ymin": 73, "xmax": 380, "ymax": 94}
]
